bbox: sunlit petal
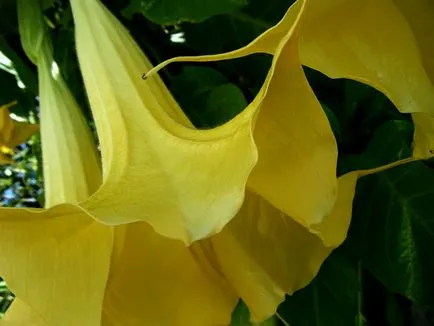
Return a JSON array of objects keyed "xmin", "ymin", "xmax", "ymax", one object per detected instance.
[
  {"xmin": 70, "ymin": 0, "xmax": 261, "ymax": 243},
  {"xmin": 145, "ymin": 0, "xmax": 338, "ymax": 231},
  {"xmin": 293, "ymin": 0, "xmax": 434, "ymax": 157},
  {"xmin": 101, "ymin": 222, "xmax": 237, "ymax": 326}
]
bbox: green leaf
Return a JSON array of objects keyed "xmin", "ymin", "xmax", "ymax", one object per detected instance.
[
  {"xmin": 343, "ymin": 118, "xmax": 434, "ymax": 305},
  {"xmin": 122, "ymin": 0, "xmax": 247, "ymax": 25},
  {"xmin": 349, "ymin": 161, "xmax": 434, "ymax": 306},
  {"xmin": 0, "ymin": 38, "xmax": 38, "ymax": 96},
  {"xmin": 0, "ymin": 69, "xmax": 35, "ymax": 117},
  {"xmin": 278, "ymin": 247, "xmax": 364, "ymax": 326},
  {"xmin": 0, "ymin": 0, "xmax": 18, "ymax": 35},
  {"xmin": 339, "ymin": 120, "xmax": 413, "ymax": 175},
  {"xmin": 171, "ymin": 66, "xmax": 247, "ymax": 128},
  {"xmin": 386, "ymin": 293, "xmax": 405, "ymax": 326},
  {"xmin": 231, "ymin": 301, "xmax": 278, "ymax": 326}
]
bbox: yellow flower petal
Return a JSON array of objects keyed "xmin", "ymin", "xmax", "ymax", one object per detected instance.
[
  {"xmin": 311, "ymin": 172, "xmax": 358, "ymax": 246},
  {"xmin": 145, "ymin": 0, "xmax": 338, "ymax": 231},
  {"xmin": 37, "ymin": 38, "xmax": 102, "ymax": 206},
  {"xmin": 293, "ymin": 0, "xmax": 434, "ymax": 157},
  {"xmin": 0, "ymin": 102, "xmax": 38, "ymax": 162},
  {"xmin": 69, "ymin": 0, "xmax": 261, "ymax": 243},
  {"xmin": 245, "ymin": 17, "xmax": 338, "ymax": 229},
  {"xmin": 0, "ymin": 206, "xmax": 113, "ymax": 326},
  {"xmin": 0, "ymin": 102, "xmax": 16, "ymax": 144},
  {"xmin": 0, "ymin": 152, "xmax": 13, "ymax": 165},
  {"xmin": 412, "ymin": 113, "xmax": 434, "ymax": 158},
  {"xmin": 211, "ymin": 192, "xmax": 327, "ymax": 321},
  {"xmin": 0, "ymin": 298, "xmax": 47, "ymax": 326},
  {"xmin": 298, "ymin": 0, "xmax": 434, "ymax": 114},
  {"xmin": 209, "ymin": 165, "xmax": 396, "ymax": 322},
  {"xmin": 102, "ymin": 222, "xmax": 237, "ymax": 326},
  {"xmin": 394, "ymin": 0, "xmax": 434, "ymax": 83},
  {"xmin": 392, "ymin": 0, "xmax": 434, "ymax": 158}
]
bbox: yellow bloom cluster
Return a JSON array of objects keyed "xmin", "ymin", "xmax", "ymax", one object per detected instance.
[{"xmin": 0, "ymin": 0, "xmax": 433, "ymax": 325}]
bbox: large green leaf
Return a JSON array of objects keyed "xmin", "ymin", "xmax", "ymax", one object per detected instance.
[
  {"xmin": 350, "ymin": 161, "xmax": 434, "ymax": 305},
  {"xmin": 343, "ymin": 119, "xmax": 434, "ymax": 305},
  {"xmin": 122, "ymin": 0, "xmax": 247, "ymax": 25},
  {"xmin": 278, "ymin": 247, "xmax": 365, "ymax": 326}
]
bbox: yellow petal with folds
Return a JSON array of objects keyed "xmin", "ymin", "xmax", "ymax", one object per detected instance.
[
  {"xmin": 245, "ymin": 17, "xmax": 337, "ymax": 229},
  {"xmin": 0, "ymin": 298, "xmax": 47, "ymax": 326},
  {"xmin": 70, "ymin": 0, "xmax": 260, "ymax": 243},
  {"xmin": 144, "ymin": 0, "xmax": 338, "ymax": 232},
  {"xmin": 101, "ymin": 222, "xmax": 237, "ymax": 326},
  {"xmin": 37, "ymin": 38, "xmax": 101, "ymax": 207},
  {"xmin": 211, "ymin": 174, "xmax": 354, "ymax": 322},
  {"xmin": 293, "ymin": 0, "xmax": 434, "ymax": 157},
  {"xmin": 0, "ymin": 205, "xmax": 113, "ymax": 326},
  {"xmin": 298, "ymin": 0, "xmax": 434, "ymax": 115}
]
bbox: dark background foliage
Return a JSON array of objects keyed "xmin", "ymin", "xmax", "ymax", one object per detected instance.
[{"xmin": 0, "ymin": 0, "xmax": 433, "ymax": 325}]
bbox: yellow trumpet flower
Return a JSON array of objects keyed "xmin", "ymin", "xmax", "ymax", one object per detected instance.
[
  {"xmin": 1, "ymin": 0, "xmax": 341, "ymax": 324},
  {"xmin": 1, "ymin": 0, "xmax": 427, "ymax": 325},
  {"xmin": 69, "ymin": 0, "xmax": 338, "ymax": 244},
  {"xmin": 0, "ymin": 101, "xmax": 38, "ymax": 164}
]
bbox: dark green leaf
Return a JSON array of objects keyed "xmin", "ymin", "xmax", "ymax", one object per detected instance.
[
  {"xmin": 171, "ymin": 66, "xmax": 247, "ymax": 128},
  {"xmin": 386, "ymin": 293, "xmax": 405, "ymax": 326},
  {"xmin": 231, "ymin": 301, "xmax": 278, "ymax": 326},
  {"xmin": 0, "ymin": 69, "xmax": 35, "ymax": 117},
  {"xmin": 349, "ymin": 161, "xmax": 434, "ymax": 306},
  {"xmin": 278, "ymin": 248, "xmax": 365, "ymax": 326},
  {"xmin": 339, "ymin": 120, "xmax": 413, "ymax": 175},
  {"xmin": 0, "ymin": 37, "xmax": 38, "ymax": 96},
  {"xmin": 0, "ymin": 0, "xmax": 18, "ymax": 35},
  {"xmin": 122, "ymin": 0, "xmax": 247, "ymax": 25},
  {"xmin": 344, "ymin": 118, "xmax": 434, "ymax": 305}
]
